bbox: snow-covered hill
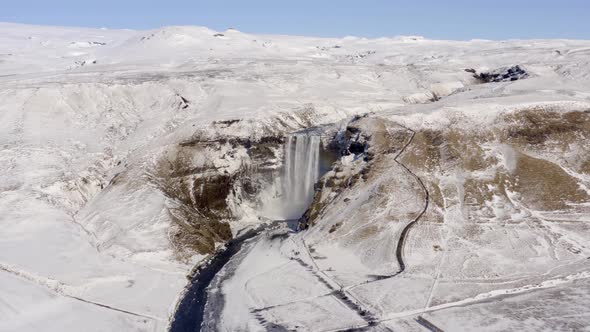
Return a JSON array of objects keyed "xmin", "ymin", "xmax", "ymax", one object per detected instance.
[{"xmin": 1, "ymin": 22, "xmax": 590, "ymax": 332}]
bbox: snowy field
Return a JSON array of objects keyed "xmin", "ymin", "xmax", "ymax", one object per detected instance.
[{"xmin": 1, "ymin": 22, "xmax": 590, "ymax": 331}]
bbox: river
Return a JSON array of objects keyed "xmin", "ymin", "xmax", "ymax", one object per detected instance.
[{"xmin": 169, "ymin": 221, "xmax": 297, "ymax": 332}]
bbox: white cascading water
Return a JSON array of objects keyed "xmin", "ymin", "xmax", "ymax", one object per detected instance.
[{"xmin": 282, "ymin": 133, "xmax": 321, "ymax": 219}]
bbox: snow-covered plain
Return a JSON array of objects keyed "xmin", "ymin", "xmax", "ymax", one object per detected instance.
[{"xmin": 1, "ymin": 21, "xmax": 590, "ymax": 331}]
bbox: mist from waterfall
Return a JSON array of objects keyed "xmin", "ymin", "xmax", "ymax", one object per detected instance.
[{"xmin": 282, "ymin": 133, "xmax": 321, "ymax": 219}]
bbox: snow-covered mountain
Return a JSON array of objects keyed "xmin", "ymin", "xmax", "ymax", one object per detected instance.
[{"xmin": 1, "ymin": 22, "xmax": 590, "ymax": 332}]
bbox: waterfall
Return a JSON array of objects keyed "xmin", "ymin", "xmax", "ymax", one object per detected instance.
[{"xmin": 283, "ymin": 133, "xmax": 321, "ymax": 219}]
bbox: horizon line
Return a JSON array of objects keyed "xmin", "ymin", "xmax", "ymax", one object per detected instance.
[{"xmin": 2, "ymin": 20, "xmax": 589, "ymax": 42}]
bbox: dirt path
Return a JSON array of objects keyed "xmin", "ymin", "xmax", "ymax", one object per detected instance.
[{"xmin": 391, "ymin": 124, "xmax": 430, "ymax": 274}]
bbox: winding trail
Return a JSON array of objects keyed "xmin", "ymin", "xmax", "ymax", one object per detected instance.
[
  {"xmin": 347, "ymin": 122, "xmax": 430, "ymax": 286},
  {"xmin": 390, "ymin": 124, "xmax": 430, "ymax": 275}
]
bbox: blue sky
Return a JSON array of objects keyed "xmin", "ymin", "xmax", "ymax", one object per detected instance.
[{"xmin": 2, "ymin": 0, "xmax": 589, "ymax": 40}]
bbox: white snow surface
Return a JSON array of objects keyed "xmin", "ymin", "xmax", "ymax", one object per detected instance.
[{"xmin": 1, "ymin": 22, "xmax": 590, "ymax": 332}]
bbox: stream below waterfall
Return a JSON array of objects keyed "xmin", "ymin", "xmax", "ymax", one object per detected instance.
[
  {"xmin": 169, "ymin": 131, "xmax": 332, "ymax": 331},
  {"xmin": 168, "ymin": 221, "xmax": 298, "ymax": 332},
  {"xmin": 168, "ymin": 225, "xmax": 266, "ymax": 332}
]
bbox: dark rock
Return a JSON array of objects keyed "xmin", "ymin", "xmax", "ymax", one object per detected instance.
[
  {"xmin": 349, "ymin": 141, "xmax": 366, "ymax": 154},
  {"xmin": 213, "ymin": 119, "xmax": 240, "ymax": 127},
  {"xmin": 346, "ymin": 126, "xmax": 361, "ymax": 135},
  {"xmin": 475, "ymin": 65, "xmax": 529, "ymax": 83}
]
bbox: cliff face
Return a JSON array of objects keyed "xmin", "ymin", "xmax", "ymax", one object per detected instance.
[{"xmin": 149, "ymin": 132, "xmax": 280, "ymax": 257}]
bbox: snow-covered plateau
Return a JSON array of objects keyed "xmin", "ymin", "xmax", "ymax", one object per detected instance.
[{"xmin": 1, "ymin": 22, "xmax": 590, "ymax": 332}]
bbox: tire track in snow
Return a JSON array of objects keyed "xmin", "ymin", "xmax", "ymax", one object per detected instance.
[
  {"xmin": 415, "ymin": 316, "xmax": 445, "ymax": 332},
  {"xmin": 386, "ymin": 270, "xmax": 590, "ymax": 319},
  {"xmin": 325, "ymin": 271, "xmax": 590, "ymax": 331},
  {"xmin": 0, "ymin": 263, "xmax": 163, "ymax": 321},
  {"xmin": 299, "ymin": 239, "xmax": 378, "ymax": 325}
]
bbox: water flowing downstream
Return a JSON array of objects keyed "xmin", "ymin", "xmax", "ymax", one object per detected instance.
[{"xmin": 283, "ymin": 133, "xmax": 321, "ymax": 219}]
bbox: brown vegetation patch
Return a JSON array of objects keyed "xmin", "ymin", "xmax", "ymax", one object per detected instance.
[
  {"xmin": 423, "ymin": 208, "xmax": 444, "ymax": 224},
  {"xmin": 364, "ymin": 119, "xmax": 395, "ymax": 154},
  {"xmin": 299, "ymin": 192, "xmax": 327, "ymax": 229},
  {"xmin": 463, "ymin": 172, "xmax": 516, "ymax": 222},
  {"xmin": 169, "ymin": 206, "xmax": 232, "ymax": 256},
  {"xmin": 579, "ymin": 159, "xmax": 590, "ymax": 175},
  {"xmin": 504, "ymin": 109, "xmax": 590, "ymax": 146},
  {"xmin": 511, "ymin": 151, "xmax": 589, "ymax": 210},
  {"xmin": 400, "ymin": 129, "xmax": 444, "ymax": 172},
  {"xmin": 428, "ymin": 181, "xmax": 445, "ymax": 209},
  {"xmin": 402, "ymin": 127, "xmax": 480, "ymax": 173},
  {"xmin": 355, "ymin": 225, "xmax": 380, "ymax": 240},
  {"xmin": 445, "ymin": 129, "xmax": 497, "ymax": 172},
  {"xmin": 464, "ymin": 177, "xmax": 500, "ymax": 207},
  {"xmin": 153, "ymin": 149, "xmax": 234, "ymax": 256}
]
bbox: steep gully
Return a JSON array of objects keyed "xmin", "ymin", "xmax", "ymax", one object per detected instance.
[{"xmin": 169, "ymin": 122, "xmax": 431, "ymax": 331}]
